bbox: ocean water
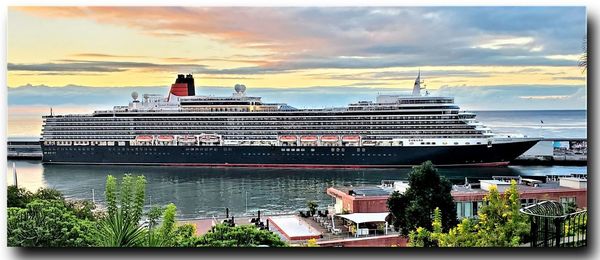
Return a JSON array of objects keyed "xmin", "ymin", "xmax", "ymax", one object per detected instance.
[
  {"xmin": 474, "ymin": 110, "xmax": 587, "ymax": 138},
  {"xmin": 6, "ymin": 109, "xmax": 587, "ymax": 218},
  {"xmin": 7, "ymin": 160, "xmax": 587, "ymax": 219}
]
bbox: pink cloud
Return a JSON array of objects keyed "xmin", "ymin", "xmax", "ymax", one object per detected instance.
[{"xmin": 14, "ymin": 6, "xmax": 329, "ymax": 54}]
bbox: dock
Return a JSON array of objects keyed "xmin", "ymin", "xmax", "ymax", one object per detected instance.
[
  {"xmin": 7, "ymin": 140, "xmax": 42, "ymax": 159},
  {"xmin": 513, "ymin": 138, "xmax": 587, "ymax": 166}
]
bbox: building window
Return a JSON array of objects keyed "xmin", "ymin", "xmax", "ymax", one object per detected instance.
[{"xmin": 559, "ymin": 197, "xmax": 576, "ymax": 210}]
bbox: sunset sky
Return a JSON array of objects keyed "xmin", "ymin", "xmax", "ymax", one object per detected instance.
[{"xmin": 6, "ymin": 6, "xmax": 587, "ymax": 136}]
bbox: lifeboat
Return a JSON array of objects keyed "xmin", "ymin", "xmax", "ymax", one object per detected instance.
[
  {"xmin": 320, "ymin": 135, "xmax": 339, "ymax": 142},
  {"xmin": 199, "ymin": 134, "xmax": 220, "ymax": 143},
  {"xmin": 177, "ymin": 135, "xmax": 197, "ymax": 143},
  {"xmin": 300, "ymin": 136, "xmax": 318, "ymax": 142},
  {"xmin": 157, "ymin": 135, "xmax": 174, "ymax": 142},
  {"xmin": 136, "ymin": 135, "xmax": 154, "ymax": 142},
  {"xmin": 342, "ymin": 135, "xmax": 361, "ymax": 142},
  {"xmin": 362, "ymin": 141, "xmax": 376, "ymax": 146},
  {"xmin": 279, "ymin": 135, "xmax": 298, "ymax": 142}
]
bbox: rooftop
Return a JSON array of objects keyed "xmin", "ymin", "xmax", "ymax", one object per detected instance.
[{"xmin": 329, "ymin": 176, "xmax": 586, "ymax": 198}]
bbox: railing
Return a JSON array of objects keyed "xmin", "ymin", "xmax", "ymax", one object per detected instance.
[{"xmin": 520, "ymin": 201, "xmax": 587, "ymax": 247}]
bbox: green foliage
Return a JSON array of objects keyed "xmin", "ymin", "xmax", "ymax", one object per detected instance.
[
  {"xmin": 159, "ymin": 203, "xmax": 177, "ymax": 240},
  {"xmin": 306, "ymin": 200, "xmax": 318, "ymax": 215},
  {"xmin": 172, "ymin": 224, "xmax": 198, "ymax": 247},
  {"xmin": 563, "ymin": 212, "xmax": 587, "ymax": 237},
  {"xmin": 105, "ymin": 175, "xmax": 118, "ymax": 217},
  {"xmin": 474, "ymin": 181, "xmax": 529, "ymax": 247},
  {"xmin": 386, "ymin": 191, "xmax": 407, "ymax": 231},
  {"xmin": 146, "ymin": 203, "xmax": 180, "ymax": 247},
  {"xmin": 8, "ymin": 199, "xmax": 96, "ymax": 247},
  {"xmin": 306, "ymin": 238, "xmax": 319, "ymax": 247},
  {"xmin": 146, "ymin": 205, "xmax": 164, "ymax": 230},
  {"xmin": 195, "ymin": 224, "xmax": 287, "ymax": 247},
  {"xmin": 97, "ymin": 174, "xmax": 148, "ymax": 247},
  {"xmin": 34, "ymin": 187, "xmax": 64, "ymax": 201},
  {"xmin": 98, "ymin": 175, "xmax": 197, "ymax": 247},
  {"xmin": 409, "ymin": 180, "xmax": 530, "ymax": 247},
  {"xmin": 388, "ymin": 161, "xmax": 457, "ymax": 235},
  {"xmin": 564, "ymin": 201, "xmax": 578, "ymax": 214},
  {"xmin": 96, "ymin": 210, "xmax": 146, "ymax": 247},
  {"xmin": 7, "ymin": 185, "xmax": 33, "ymax": 208},
  {"xmin": 65, "ymin": 199, "xmax": 97, "ymax": 221}
]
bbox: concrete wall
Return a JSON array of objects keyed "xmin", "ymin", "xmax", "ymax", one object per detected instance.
[{"xmin": 317, "ymin": 235, "xmax": 408, "ymax": 247}]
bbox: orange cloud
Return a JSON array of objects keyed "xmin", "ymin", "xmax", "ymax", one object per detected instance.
[{"xmin": 13, "ymin": 6, "xmax": 325, "ymax": 54}]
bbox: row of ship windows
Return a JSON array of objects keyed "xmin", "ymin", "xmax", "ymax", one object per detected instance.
[
  {"xmin": 44, "ymin": 135, "xmax": 488, "ymax": 140},
  {"xmin": 43, "ymin": 150, "xmax": 399, "ymax": 157},
  {"xmin": 44, "ymin": 123, "xmax": 474, "ymax": 128},
  {"xmin": 43, "ymin": 127, "xmax": 479, "ymax": 132},
  {"xmin": 47, "ymin": 115, "xmax": 467, "ymax": 123},
  {"xmin": 44, "ymin": 132, "xmax": 485, "ymax": 137},
  {"xmin": 44, "ymin": 121, "xmax": 469, "ymax": 127}
]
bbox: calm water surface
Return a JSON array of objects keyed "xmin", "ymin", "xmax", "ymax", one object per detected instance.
[{"xmin": 7, "ymin": 160, "xmax": 586, "ymax": 219}]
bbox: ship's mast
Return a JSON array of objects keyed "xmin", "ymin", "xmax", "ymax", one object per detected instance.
[{"xmin": 412, "ymin": 70, "xmax": 425, "ymax": 96}]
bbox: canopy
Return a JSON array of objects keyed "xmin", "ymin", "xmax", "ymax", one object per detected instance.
[{"xmin": 336, "ymin": 213, "xmax": 390, "ymax": 224}]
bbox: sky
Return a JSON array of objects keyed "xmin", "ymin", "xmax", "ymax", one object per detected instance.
[{"xmin": 6, "ymin": 6, "xmax": 587, "ymax": 136}]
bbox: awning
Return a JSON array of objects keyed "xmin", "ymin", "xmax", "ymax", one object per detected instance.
[{"xmin": 335, "ymin": 213, "xmax": 390, "ymax": 224}]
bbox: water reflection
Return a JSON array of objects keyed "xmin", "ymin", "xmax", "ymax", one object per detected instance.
[{"xmin": 7, "ymin": 160, "xmax": 587, "ymax": 219}]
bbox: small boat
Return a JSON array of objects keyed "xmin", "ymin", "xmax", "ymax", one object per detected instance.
[
  {"xmin": 199, "ymin": 134, "xmax": 220, "ymax": 143},
  {"xmin": 177, "ymin": 135, "xmax": 197, "ymax": 143},
  {"xmin": 300, "ymin": 136, "xmax": 318, "ymax": 142},
  {"xmin": 157, "ymin": 135, "xmax": 174, "ymax": 142},
  {"xmin": 279, "ymin": 135, "xmax": 298, "ymax": 142},
  {"xmin": 320, "ymin": 135, "xmax": 339, "ymax": 142},
  {"xmin": 342, "ymin": 135, "xmax": 361, "ymax": 142},
  {"xmin": 362, "ymin": 141, "xmax": 376, "ymax": 146},
  {"xmin": 136, "ymin": 135, "xmax": 154, "ymax": 142}
]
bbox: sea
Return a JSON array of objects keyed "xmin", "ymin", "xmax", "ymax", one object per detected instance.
[{"xmin": 6, "ymin": 110, "xmax": 587, "ymax": 219}]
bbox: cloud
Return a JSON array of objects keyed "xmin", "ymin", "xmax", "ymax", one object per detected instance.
[
  {"xmin": 8, "ymin": 60, "xmax": 208, "ymax": 73},
  {"xmin": 434, "ymin": 84, "xmax": 586, "ymax": 110},
  {"xmin": 8, "ymin": 83, "xmax": 586, "ymax": 111},
  {"xmin": 13, "ymin": 6, "xmax": 587, "ymax": 69}
]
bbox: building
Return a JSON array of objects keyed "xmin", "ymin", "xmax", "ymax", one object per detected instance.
[{"xmin": 326, "ymin": 176, "xmax": 587, "ymax": 219}]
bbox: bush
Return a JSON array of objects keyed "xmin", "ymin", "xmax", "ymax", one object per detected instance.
[{"xmin": 8, "ymin": 199, "xmax": 96, "ymax": 247}]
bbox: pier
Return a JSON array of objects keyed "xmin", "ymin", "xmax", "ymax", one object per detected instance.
[
  {"xmin": 7, "ymin": 139, "xmax": 42, "ymax": 159},
  {"xmin": 513, "ymin": 138, "xmax": 587, "ymax": 166}
]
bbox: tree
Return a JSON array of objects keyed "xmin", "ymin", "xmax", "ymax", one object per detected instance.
[
  {"xmin": 97, "ymin": 175, "xmax": 197, "ymax": 247},
  {"xmin": 8, "ymin": 199, "xmax": 97, "ymax": 247},
  {"xmin": 474, "ymin": 180, "xmax": 528, "ymax": 246},
  {"xmin": 34, "ymin": 187, "xmax": 64, "ymax": 201},
  {"xmin": 387, "ymin": 191, "xmax": 408, "ymax": 231},
  {"xmin": 145, "ymin": 203, "xmax": 196, "ymax": 247},
  {"xmin": 409, "ymin": 180, "xmax": 529, "ymax": 247},
  {"xmin": 306, "ymin": 200, "xmax": 318, "ymax": 215},
  {"xmin": 387, "ymin": 161, "xmax": 457, "ymax": 235},
  {"xmin": 195, "ymin": 224, "xmax": 287, "ymax": 247},
  {"xmin": 408, "ymin": 207, "xmax": 443, "ymax": 247},
  {"xmin": 7, "ymin": 185, "xmax": 33, "ymax": 208},
  {"xmin": 96, "ymin": 174, "xmax": 148, "ymax": 247}
]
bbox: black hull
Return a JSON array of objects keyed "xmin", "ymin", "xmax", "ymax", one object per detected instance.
[{"xmin": 41, "ymin": 140, "xmax": 538, "ymax": 168}]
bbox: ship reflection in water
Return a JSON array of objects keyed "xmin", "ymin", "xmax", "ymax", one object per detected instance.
[{"xmin": 7, "ymin": 160, "xmax": 587, "ymax": 219}]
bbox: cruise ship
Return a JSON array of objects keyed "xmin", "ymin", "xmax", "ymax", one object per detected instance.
[{"xmin": 40, "ymin": 73, "xmax": 539, "ymax": 167}]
